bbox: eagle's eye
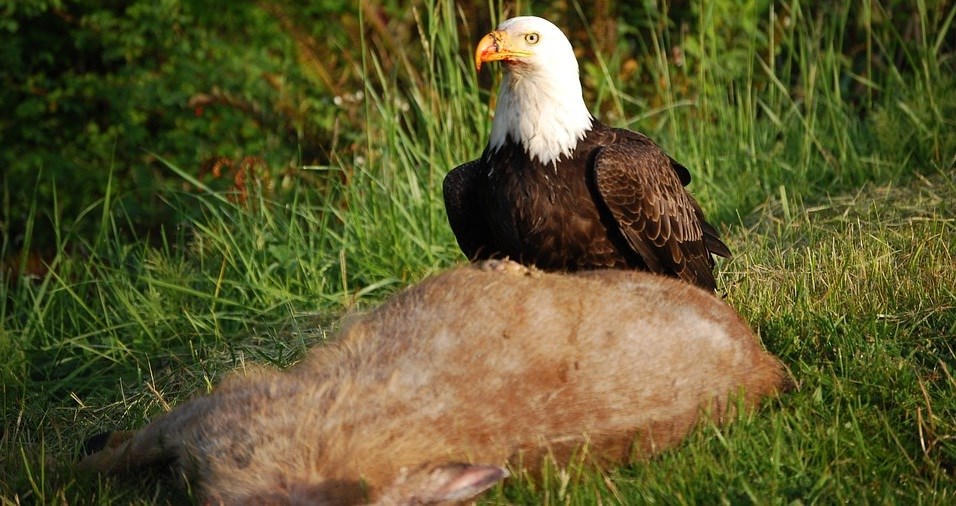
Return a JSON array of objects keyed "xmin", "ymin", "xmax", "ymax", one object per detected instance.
[{"xmin": 525, "ymin": 32, "xmax": 540, "ymax": 44}]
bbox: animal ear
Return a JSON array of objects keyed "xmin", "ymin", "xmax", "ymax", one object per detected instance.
[
  {"xmin": 387, "ymin": 462, "xmax": 508, "ymax": 504},
  {"xmin": 82, "ymin": 431, "xmax": 113, "ymax": 456},
  {"xmin": 419, "ymin": 463, "xmax": 508, "ymax": 503}
]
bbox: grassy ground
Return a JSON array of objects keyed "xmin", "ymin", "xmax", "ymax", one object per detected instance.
[{"xmin": 2, "ymin": 0, "xmax": 955, "ymax": 503}]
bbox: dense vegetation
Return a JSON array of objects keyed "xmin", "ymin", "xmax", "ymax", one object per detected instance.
[{"xmin": 2, "ymin": 0, "xmax": 954, "ymax": 503}]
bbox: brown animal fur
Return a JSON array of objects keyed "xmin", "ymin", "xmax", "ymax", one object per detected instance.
[{"xmin": 79, "ymin": 260, "xmax": 789, "ymax": 504}]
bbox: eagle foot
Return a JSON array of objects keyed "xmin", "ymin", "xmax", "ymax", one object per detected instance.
[{"xmin": 477, "ymin": 259, "xmax": 538, "ymax": 277}]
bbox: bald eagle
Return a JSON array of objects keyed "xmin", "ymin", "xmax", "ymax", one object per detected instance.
[{"xmin": 443, "ymin": 16, "xmax": 731, "ymax": 290}]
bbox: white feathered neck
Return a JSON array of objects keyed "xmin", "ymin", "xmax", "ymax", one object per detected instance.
[{"xmin": 486, "ymin": 17, "xmax": 593, "ymax": 165}]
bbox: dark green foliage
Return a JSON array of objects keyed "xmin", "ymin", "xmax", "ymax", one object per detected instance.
[{"xmin": 1, "ymin": 0, "xmax": 344, "ymax": 248}]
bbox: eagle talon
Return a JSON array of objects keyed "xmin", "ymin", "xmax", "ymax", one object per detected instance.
[{"xmin": 478, "ymin": 259, "xmax": 530, "ymax": 275}]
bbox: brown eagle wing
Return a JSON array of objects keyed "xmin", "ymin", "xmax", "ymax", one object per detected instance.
[
  {"xmin": 443, "ymin": 160, "xmax": 494, "ymax": 261},
  {"xmin": 592, "ymin": 143, "xmax": 724, "ymax": 290}
]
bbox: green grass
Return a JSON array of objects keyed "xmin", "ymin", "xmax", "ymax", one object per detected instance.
[{"xmin": 2, "ymin": 0, "xmax": 955, "ymax": 503}]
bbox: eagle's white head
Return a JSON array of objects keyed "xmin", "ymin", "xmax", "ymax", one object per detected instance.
[{"xmin": 475, "ymin": 16, "xmax": 593, "ymax": 165}]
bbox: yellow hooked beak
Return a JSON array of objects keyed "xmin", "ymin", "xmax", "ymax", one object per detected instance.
[{"xmin": 475, "ymin": 30, "xmax": 533, "ymax": 71}]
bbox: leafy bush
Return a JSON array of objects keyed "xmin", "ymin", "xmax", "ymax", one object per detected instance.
[{"xmin": 1, "ymin": 0, "xmax": 344, "ymax": 249}]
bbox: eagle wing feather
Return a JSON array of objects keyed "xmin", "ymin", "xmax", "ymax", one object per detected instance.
[
  {"xmin": 443, "ymin": 160, "xmax": 494, "ymax": 261},
  {"xmin": 592, "ymin": 142, "xmax": 726, "ymax": 290}
]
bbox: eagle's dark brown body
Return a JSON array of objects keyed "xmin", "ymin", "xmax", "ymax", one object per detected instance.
[{"xmin": 444, "ymin": 121, "xmax": 731, "ymax": 290}]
